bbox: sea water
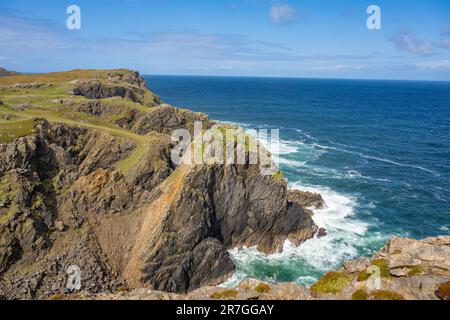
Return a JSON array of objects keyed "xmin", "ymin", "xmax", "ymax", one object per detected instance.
[{"xmin": 145, "ymin": 75, "xmax": 450, "ymax": 286}]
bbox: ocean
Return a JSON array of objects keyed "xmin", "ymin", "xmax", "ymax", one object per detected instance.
[{"xmin": 144, "ymin": 75, "xmax": 450, "ymax": 286}]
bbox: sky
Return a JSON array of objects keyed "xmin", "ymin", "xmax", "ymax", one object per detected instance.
[{"xmin": 1, "ymin": 0, "xmax": 450, "ymax": 80}]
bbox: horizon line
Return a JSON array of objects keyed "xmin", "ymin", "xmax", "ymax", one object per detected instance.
[{"xmin": 5, "ymin": 67, "xmax": 450, "ymax": 83}]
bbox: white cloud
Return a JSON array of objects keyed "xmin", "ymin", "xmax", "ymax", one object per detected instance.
[
  {"xmin": 387, "ymin": 29, "xmax": 434, "ymax": 57},
  {"xmin": 416, "ymin": 60, "xmax": 450, "ymax": 70},
  {"xmin": 269, "ymin": 4, "xmax": 296, "ymax": 24},
  {"xmin": 441, "ymin": 25, "xmax": 450, "ymax": 37}
]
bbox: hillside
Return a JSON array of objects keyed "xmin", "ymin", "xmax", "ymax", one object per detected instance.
[{"xmin": 0, "ymin": 68, "xmax": 18, "ymax": 78}]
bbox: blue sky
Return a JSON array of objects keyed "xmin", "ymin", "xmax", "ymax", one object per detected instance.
[{"xmin": 1, "ymin": 0, "xmax": 450, "ymax": 80}]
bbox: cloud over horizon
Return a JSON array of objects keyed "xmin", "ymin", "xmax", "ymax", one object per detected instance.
[
  {"xmin": 269, "ymin": 4, "xmax": 296, "ymax": 24},
  {"xmin": 1, "ymin": 1, "xmax": 450, "ymax": 80},
  {"xmin": 387, "ymin": 29, "xmax": 434, "ymax": 57}
]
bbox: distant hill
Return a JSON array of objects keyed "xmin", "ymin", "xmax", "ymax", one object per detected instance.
[{"xmin": 0, "ymin": 67, "xmax": 19, "ymax": 77}]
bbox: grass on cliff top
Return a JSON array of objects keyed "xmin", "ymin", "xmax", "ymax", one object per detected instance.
[
  {"xmin": 310, "ymin": 271, "xmax": 352, "ymax": 295},
  {"xmin": 0, "ymin": 118, "xmax": 39, "ymax": 143},
  {"xmin": 0, "ymin": 69, "xmax": 161, "ymax": 175},
  {"xmin": 357, "ymin": 259, "xmax": 392, "ymax": 281},
  {"xmin": 0, "ymin": 104, "xmax": 153, "ymax": 175},
  {"xmin": 0, "ymin": 69, "xmax": 133, "ymax": 85}
]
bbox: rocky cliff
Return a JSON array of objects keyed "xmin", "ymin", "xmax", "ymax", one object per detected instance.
[{"xmin": 0, "ymin": 69, "xmax": 320, "ymax": 299}]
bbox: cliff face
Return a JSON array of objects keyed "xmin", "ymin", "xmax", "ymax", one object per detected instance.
[{"xmin": 0, "ymin": 69, "xmax": 319, "ymax": 298}]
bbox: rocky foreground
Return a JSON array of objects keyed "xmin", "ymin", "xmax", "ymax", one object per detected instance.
[
  {"xmin": 0, "ymin": 69, "xmax": 448, "ymax": 301},
  {"xmin": 67, "ymin": 236, "xmax": 450, "ymax": 301},
  {"xmin": 0, "ymin": 69, "xmax": 320, "ymax": 299}
]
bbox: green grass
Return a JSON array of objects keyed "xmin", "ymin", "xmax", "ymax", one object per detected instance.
[
  {"xmin": 0, "ymin": 118, "xmax": 39, "ymax": 143},
  {"xmin": 310, "ymin": 271, "xmax": 353, "ymax": 295},
  {"xmin": 0, "ymin": 69, "xmax": 133, "ymax": 85},
  {"xmin": 351, "ymin": 289, "xmax": 368, "ymax": 300},
  {"xmin": 114, "ymin": 136, "xmax": 151, "ymax": 174},
  {"xmin": 407, "ymin": 265, "xmax": 424, "ymax": 276},
  {"xmin": 0, "ymin": 69, "xmax": 165, "ymax": 176},
  {"xmin": 272, "ymin": 171, "xmax": 285, "ymax": 181},
  {"xmin": 254, "ymin": 283, "xmax": 271, "ymax": 293},
  {"xmin": 369, "ymin": 290, "xmax": 404, "ymax": 300},
  {"xmin": 357, "ymin": 259, "xmax": 392, "ymax": 281},
  {"xmin": 0, "ymin": 203, "xmax": 19, "ymax": 227},
  {"xmin": 0, "ymin": 99, "xmax": 151, "ymax": 176},
  {"xmin": 210, "ymin": 289, "xmax": 238, "ymax": 300}
]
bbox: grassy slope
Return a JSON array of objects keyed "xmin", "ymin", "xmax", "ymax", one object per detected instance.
[{"xmin": 0, "ymin": 69, "xmax": 155, "ymax": 175}]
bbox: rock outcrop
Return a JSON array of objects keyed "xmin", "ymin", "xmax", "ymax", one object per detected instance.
[
  {"xmin": 0, "ymin": 69, "xmax": 319, "ymax": 298},
  {"xmin": 309, "ymin": 236, "xmax": 450, "ymax": 300}
]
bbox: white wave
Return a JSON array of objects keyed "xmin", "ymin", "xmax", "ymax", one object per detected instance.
[
  {"xmin": 311, "ymin": 142, "xmax": 439, "ymax": 176},
  {"xmin": 346, "ymin": 170, "xmax": 391, "ymax": 182},
  {"xmin": 295, "ymin": 129, "xmax": 316, "ymax": 140},
  {"xmin": 280, "ymin": 184, "xmax": 369, "ymax": 269},
  {"xmin": 296, "ymin": 276, "xmax": 317, "ymax": 284},
  {"xmin": 359, "ymin": 154, "xmax": 439, "ymax": 176},
  {"xmin": 224, "ymin": 183, "xmax": 387, "ymax": 288},
  {"xmin": 279, "ymin": 158, "xmax": 306, "ymax": 167}
]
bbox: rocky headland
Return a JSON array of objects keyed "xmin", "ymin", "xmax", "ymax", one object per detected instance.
[
  {"xmin": 0, "ymin": 69, "xmax": 448, "ymax": 300},
  {"xmin": 0, "ymin": 69, "xmax": 319, "ymax": 299}
]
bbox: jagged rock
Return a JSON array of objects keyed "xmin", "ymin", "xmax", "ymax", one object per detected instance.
[
  {"xmin": 343, "ymin": 257, "xmax": 370, "ymax": 273},
  {"xmin": 123, "ymin": 156, "xmax": 318, "ymax": 293},
  {"xmin": 435, "ymin": 281, "xmax": 450, "ymax": 300},
  {"xmin": 317, "ymin": 228, "xmax": 327, "ymax": 238},
  {"xmin": 0, "ymin": 70, "xmax": 321, "ymax": 298},
  {"xmin": 116, "ymin": 104, "xmax": 213, "ymax": 136},
  {"xmin": 288, "ymin": 190, "xmax": 325, "ymax": 210},
  {"xmin": 390, "ymin": 268, "xmax": 410, "ymax": 277},
  {"xmin": 55, "ymin": 221, "xmax": 65, "ymax": 232},
  {"xmin": 73, "ymin": 80, "xmax": 144, "ymax": 104}
]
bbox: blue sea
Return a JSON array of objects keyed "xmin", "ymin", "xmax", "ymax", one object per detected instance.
[{"xmin": 144, "ymin": 75, "xmax": 450, "ymax": 286}]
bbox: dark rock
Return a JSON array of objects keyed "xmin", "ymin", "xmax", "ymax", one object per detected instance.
[
  {"xmin": 288, "ymin": 190, "xmax": 325, "ymax": 210},
  {"xmin": 317, "ymin": 228, "xmax": 327, "ymax": 238}
]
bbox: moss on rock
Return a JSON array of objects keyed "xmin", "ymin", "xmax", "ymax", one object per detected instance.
[
  {"xmin": 210, "ymin": 289, "xmax": 238, "ymax": 300},
  {"xmin": 369, "ymin": 290, "xmax": 404, "ymax": 300},
  {"xmin": 310, "ymin": 271, "xmax": 352, "ymax": 295},
  {"xmin": 255, "ymin": 283, "xmax": 271, "ymax": 293},
  {"xmin": 351, "ymin": 289, "xmax": 368, "ymax": 300}
]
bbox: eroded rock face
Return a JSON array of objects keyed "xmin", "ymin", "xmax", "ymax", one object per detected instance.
[
  {"xmin": 73, "ymin": 80, "xmax": 146, "ymax": 103},
  {"xmin": 126, "ymin": 160, "xmax": 318, "ymax": 293},
  {"xmin": 0, "ymin": 120, "xmax": 175, "ymax": 298},
  {"xmin": 72, "ymin": 71, "xmax": 161, "ymax": 106},
  {"xmin": 288, "ymin": 190, "xmax": 325, "ymax": 210},
  {"xmin": 116, "ymin": 104, "xmax": 213, "ymax": 136},
  {"xmin": 0, "ymin": 70, "xmax": 320, "ymax": 298}
]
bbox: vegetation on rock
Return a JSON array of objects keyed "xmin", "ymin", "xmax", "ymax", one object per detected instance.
[
  {"xmin": 351, "ymin": 289, "xmax": 368, "ymax": 300},
  {"xmin": 210, "ymin": 289, "xmax": 238, "ymax": 300},
  {"xmin": 369, "ymin": 290, "xmax": 404, "ymax": 300},
  {"xmin": 255, "ymin": 283, "xmax": 271, "ymax": 293},
  {"xmin": 310, "ymin": 271, "xmax": 352, "ymax": 295}
]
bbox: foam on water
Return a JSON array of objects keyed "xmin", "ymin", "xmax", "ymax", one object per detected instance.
[
  {"xmin": 146, "ymin": 75, "xmax": 450, "ymax": 288},
  {"xmin": 225, "ymin": 181, "xmax": 386, "ymax": 287},
  {"xmin": 220, "ymin": 130, "xmax": 387, "ymax": 286}
]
